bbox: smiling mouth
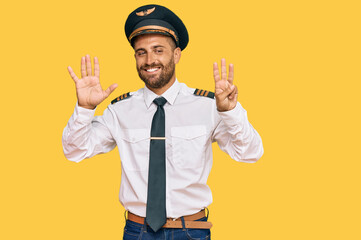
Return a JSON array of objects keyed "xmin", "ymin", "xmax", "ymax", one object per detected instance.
[{"xmin": 144, "ymin": 67, "xmax": 160, "ymax": 73}]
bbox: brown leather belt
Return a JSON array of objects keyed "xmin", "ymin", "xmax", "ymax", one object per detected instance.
[{"xmin": 127, "ymin": 209, "xmax": 212, "ymax": 229}]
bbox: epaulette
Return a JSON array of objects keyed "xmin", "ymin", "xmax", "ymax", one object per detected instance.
[
  {"xmin": 194, "ymin": 89, "xmax": 215, "ymax": 99},
  {"xmin": 111, "ymin": 92, "xmax": 131, "ymax": 104}
]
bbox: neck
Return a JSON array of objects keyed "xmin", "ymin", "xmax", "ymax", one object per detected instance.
[{"xmin": 147, "ymin": 75, "xmax": 176, "ymax": 96}]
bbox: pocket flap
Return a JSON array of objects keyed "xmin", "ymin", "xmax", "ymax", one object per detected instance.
[
  {"xmin": 119, "ymin": 129, "xmax": 149, "ymax": 143},
  {"xmin": 171, "ymin": 125, "xmax": 206, "ymax": 140}
]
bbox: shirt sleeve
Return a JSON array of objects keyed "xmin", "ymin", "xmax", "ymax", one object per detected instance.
[
  {"xmin": 212, "ymin": 102, "xmax": 264, "ymax": 163},
  {"xmin": 62, "ymin": 103, "xmax": 117, "ymax": 163}
]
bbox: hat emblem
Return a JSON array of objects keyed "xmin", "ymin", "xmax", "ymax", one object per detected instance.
[{"xmin": 136, "ymin": 7, "xmax": 156, "ymax": 16}]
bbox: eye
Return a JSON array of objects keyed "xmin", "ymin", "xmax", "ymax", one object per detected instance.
[
  {"xmin": 136, "ymin": 51, "xmax": 146, "ymax": 57},
  {"xmin": 155, "ymin": 49, "xmax": 163, "ymax": 54}
]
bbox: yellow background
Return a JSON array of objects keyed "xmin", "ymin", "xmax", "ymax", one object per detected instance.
[{"xmin": 1, "ymin": 0, "xmax": 360, "ymax": 239}]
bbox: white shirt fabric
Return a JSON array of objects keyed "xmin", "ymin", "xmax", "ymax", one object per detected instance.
[{"xmin": 62, "ymin": 79, "xmax": 263, "ymax": 219}]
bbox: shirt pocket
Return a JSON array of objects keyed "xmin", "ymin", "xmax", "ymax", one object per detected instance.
[
  {"xmin": 118, "ymin": 128, "xmax": 149, "ymax": 171},
  {"xmin": 171, "ymin": 125, "xmax": 207, "ymax": 169}
]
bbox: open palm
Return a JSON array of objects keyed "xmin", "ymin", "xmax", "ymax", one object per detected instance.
[{"xmin": 67, "ymin": 55, "xmax": 117, "ymax": 109}]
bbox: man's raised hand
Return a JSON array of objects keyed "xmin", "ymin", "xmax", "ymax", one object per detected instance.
[
  {"xmin": 67, "ymin": 55, "xmax": 118, "ymax": 109},
  {"xmin": 213, "ymin": 58, "xmax": 238, "ymax": 112}
]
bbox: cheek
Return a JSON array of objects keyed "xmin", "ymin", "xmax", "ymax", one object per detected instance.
[
  {"xmin": 160, "ymin": 55, "xmax": 172, "ymax": 64},
  {"xmin": 135, "ymin": 59, "xmax": 143, "ymax": 69}
]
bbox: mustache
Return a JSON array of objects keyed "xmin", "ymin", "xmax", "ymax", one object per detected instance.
[{"xmin": 140, "ymin": 63, "xmax": 164, "ymax": 70}]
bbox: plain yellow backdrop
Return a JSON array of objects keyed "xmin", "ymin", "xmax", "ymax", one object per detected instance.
[{"xmin": 1, "ymin": 0, "xmax": 360, "ymax": 239}]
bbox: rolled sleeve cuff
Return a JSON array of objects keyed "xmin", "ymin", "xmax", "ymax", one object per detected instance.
[
  {"xmin": 73, "ymin": 102, "xmax": 96, "ymax": 124},
  {"xmin": 217, "ymin": 102, "xmax": 247, "ymax": 126}
]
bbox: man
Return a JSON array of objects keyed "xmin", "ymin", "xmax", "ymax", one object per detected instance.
[{"xmin": 63, "ymin": 4, "xmax": 263, "ymax": 240}]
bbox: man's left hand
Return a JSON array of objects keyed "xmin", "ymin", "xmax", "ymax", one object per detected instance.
[{"xmin": 213, "ymin": 58, "xmax": 238, "ymax": 112}]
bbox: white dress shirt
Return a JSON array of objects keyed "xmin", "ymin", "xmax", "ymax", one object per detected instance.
[{"xmin": 62, "ymin": 79, "xmax": 263, "ymax": 219}]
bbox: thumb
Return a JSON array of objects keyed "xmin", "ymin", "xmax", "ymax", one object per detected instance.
[
  {"xmin": 216, "ymin": 84, "xmax": 235, "ymax": 101},
  {"xmin": 104, "ymin": 83, "xmax": 118, "ymax": 97}
]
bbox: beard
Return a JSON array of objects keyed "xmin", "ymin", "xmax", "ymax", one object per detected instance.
[{"xmin": 137, "ymin": 57, "xmax": 175, "ymax": 89}]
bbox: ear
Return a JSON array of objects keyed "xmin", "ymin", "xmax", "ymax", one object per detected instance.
[{"xmin": 173, "ymin": 47, "xmax": 181, "ymax": 64}]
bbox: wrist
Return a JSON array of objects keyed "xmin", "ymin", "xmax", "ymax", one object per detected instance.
[
  {"xmin": 78, "ymin": 103, "xmax": 96, "ymax": 110},
  {"xmin": 216, "ymin": 104, "xmax": 236, "ymax": 112}
]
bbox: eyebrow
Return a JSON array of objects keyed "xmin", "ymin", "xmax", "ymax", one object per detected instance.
[
  {"xmin": 135, "ymin": 48, "xmax": 146, "ymax": 53},
  {"xmin": 135, "ymin": 45, "xmax": 165, "ymax": 53},
  {"xmin": 152, "ymin": 45, "xmax": 165, "ymax": 49}
]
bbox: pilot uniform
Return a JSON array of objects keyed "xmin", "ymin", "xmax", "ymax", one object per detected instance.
[{"xmin": 62, "ymin": 4, "xmax": 263, "ymax": 240}]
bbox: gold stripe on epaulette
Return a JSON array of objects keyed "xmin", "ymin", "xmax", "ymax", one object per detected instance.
[
  {"xmin": 111, "ymin": 92, "xmax": 131, "ymax": 104},
  {"xmin": 194, "ymin": 88, "xmax": 215, "ymax": 99}
]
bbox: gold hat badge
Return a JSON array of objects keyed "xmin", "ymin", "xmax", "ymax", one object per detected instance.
[{"xmin": 136, "ymin": 7, "xmax": 156, "ymax": 17}]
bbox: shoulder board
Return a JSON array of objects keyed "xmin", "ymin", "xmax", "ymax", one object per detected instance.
[
  {"xmin": 194, "ymin": 89, "xmax": 215, "ymax": 99},
  {"xmin": 111, "ymin": 92, "xmax": 131, "ymax": 104}
]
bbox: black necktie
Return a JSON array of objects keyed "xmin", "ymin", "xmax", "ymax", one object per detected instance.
[{"xmin": 146, "ymin": 97, "xmax": 167, "ymax": 232}]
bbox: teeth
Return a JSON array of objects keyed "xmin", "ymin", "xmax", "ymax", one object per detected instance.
[{"xmin": 146, "ymin": 68, "xmax": 159, "ymax": 72}]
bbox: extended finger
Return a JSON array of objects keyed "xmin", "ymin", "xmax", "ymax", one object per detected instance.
[
  {"xmin": 221, "ymin": 58, "xmax": 227, "ymax": 81},
  {"xmin": 228, "ymin": 63, "xmax": 234, "ymax": 85},
  {"xmin": 104, "ymin": 83, "xmax": 118, "ymax": 97},
  {"xmin": 213, "ymin": 62, "xmax": 221, "ymax": 82},
  {"xmin": 67, "ymin": 66, "xmax": 79, "ymax": 83},
  {"xmin": 81, "ymin": 56, "xmax": 86, "ymax": 78},
  {"xmin": 86, "ymin": 54, "xmax": 92, "ymax": 76},
  {"xmin": 94, "ymin": 57, "xmax": 100, "ymax": 78}
]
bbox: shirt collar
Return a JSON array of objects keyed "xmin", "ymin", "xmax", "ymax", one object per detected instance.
[{"xmin": 143, "ymin": 79, "xmax": 180, "ymax": 108}]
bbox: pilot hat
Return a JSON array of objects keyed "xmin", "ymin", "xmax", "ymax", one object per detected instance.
[{"xmin": 125, "ymin": 4, "xmax": 189, "ymax": 50}]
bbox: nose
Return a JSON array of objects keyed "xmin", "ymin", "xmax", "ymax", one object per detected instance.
[{"xmin": 146, "ymin": 52, "xmax": 156, "ymax": 65}]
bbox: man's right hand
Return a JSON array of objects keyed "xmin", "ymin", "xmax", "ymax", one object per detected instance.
[{"xmin": 67, "ymin": 54, "xmax": 118, "ymax": 110}]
